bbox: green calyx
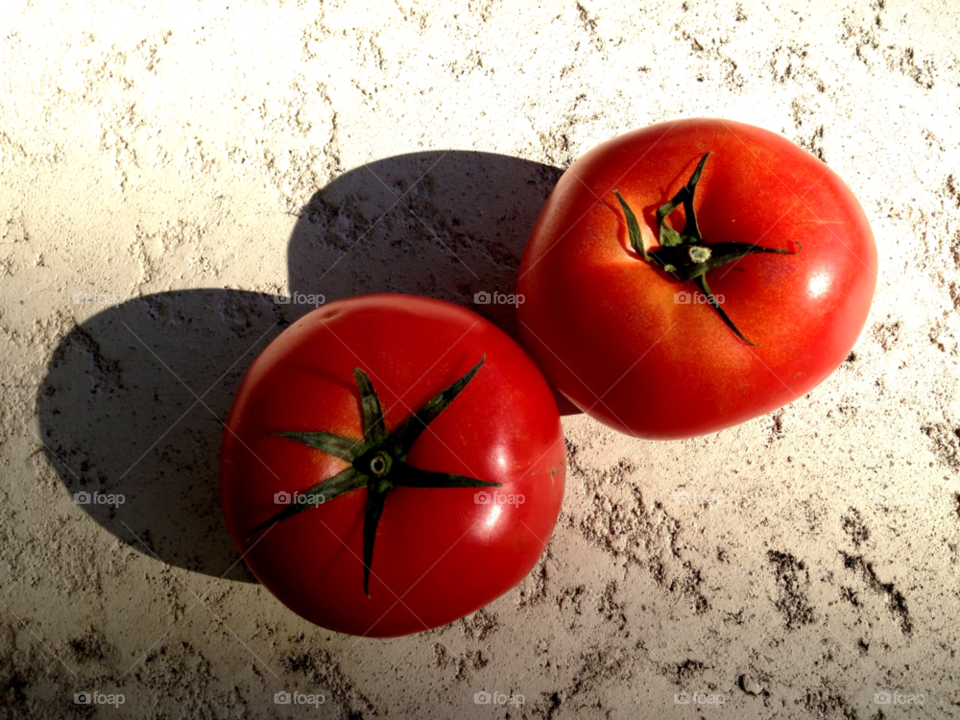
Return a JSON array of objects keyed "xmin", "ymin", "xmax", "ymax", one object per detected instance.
[
  {"xmin": 613, "ymin": 153, "xmax": 801, "ymax": 345},
  {"xmin": 245, "ymin": 357, "xmax": 501, "ymax": 597}
]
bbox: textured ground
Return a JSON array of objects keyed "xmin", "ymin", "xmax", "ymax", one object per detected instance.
[{"xmin": 2, "ymin": 0, "xmax": 960, "ymax": 717}]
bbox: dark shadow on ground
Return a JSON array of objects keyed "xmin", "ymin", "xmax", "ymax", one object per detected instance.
[
  {"xmin": 38, "ymin": 290, "xmax": 290, "ymax": 582},
  {"xmin": 287, "ymin": 150, "xmax": 578, "ymax": 414},
  {"xmin": 37, "ymin": 151, "xmax": 577, "ymax": 581}
]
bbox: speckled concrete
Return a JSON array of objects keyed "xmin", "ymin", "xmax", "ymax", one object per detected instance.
[{"xmin": 2, "ymin": 0, "xmax": 959, "ymax": 717}]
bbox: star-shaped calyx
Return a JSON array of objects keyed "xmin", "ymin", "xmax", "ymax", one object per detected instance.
[
  {"xmin": 613, "ymin": 153, "xmax": 801, "ymax": 345},
  {"xmin": 246, "ymin": 356, "xmax": 501, "ymax": 596}
]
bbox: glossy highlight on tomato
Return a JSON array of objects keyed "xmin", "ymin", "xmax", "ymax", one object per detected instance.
[
  {"xmin": 220, "ymin": 294, "xmax": 565, "ymax": 637},
  {"xmin": 517, "ymin": 118, "xmax": 877, "ymax": 439}
]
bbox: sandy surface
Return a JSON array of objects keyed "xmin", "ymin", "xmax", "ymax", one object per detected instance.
[{"xmin": 2, "ymin": 0, "xmax": 959, "ymax": 717}]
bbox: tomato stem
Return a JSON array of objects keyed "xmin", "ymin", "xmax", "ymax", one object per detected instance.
[
  {"xmin": 244, "ymin": 356, "xmax": 501, "ymax": 598},
  {"xmin": 614, "ymin": 153, "xmax": 801, "ymax": 344}
]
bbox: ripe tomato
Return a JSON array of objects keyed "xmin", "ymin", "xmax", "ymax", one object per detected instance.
[
  {"xmin": 220, "ymin": 294, "xmax": 565, "ymax": 637},
  {"xmin": 517, "ymin": 118, "xmax": 877, "ymax": 439}
]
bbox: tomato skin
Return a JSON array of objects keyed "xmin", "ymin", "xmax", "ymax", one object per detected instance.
[
  {"xmin": 517, "ymin": 119, "xmax": 877, "ymax": 439},
  {"xmin": 220, "ymin": 294, "xmax": 564, "ymax": 637}
]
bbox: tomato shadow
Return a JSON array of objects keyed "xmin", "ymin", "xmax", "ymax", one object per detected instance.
[
  {"xmin": 37, "ymin": 290, "xmax": 295, "ymax": 583},
  {"xmin": 36, "ymin": 152, "xmax": 578, "ymax": 584},
  {"xmin": 285, "ymin": 150, "xmax": 580, "ymax": 415}
]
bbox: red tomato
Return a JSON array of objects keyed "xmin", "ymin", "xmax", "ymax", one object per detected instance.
[
  {"xmin": 220, "ymin": 294, "xmax": 565, "ymax": 637},
  {"xmin": 517, "ymin": 118, "xmax": 877, "ymax": 439}
]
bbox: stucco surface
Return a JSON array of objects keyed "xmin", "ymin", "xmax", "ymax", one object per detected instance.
[{"xmin": 1, "ymin": 0, "xmax": 959, "ymax": 717}]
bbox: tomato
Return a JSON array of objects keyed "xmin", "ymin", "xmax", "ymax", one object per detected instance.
[
  {"xmin": 220, "ymin": 293, "xmax": 565, "ymax": 637},
  {"xmin": 516, "ymin": 118, "xmax": 877, "ymax": 439}
]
